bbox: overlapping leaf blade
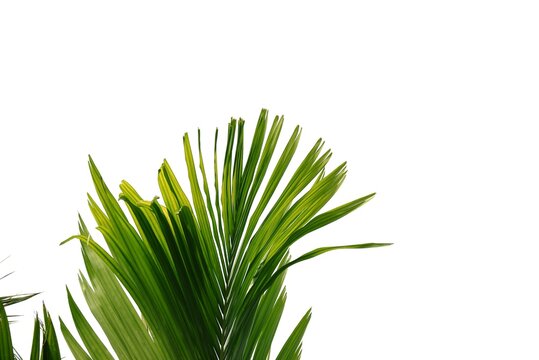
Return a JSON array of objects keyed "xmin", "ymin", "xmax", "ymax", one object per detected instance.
[{"xmin": 27, "ymin": 305, "xmax": 62, "ymax": 360}]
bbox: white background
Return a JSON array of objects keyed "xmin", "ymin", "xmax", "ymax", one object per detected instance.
[{"xmin": 1, "ymin": 1, "xmax": 539, "ymax": 359}]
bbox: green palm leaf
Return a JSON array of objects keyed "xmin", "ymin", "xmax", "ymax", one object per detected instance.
[
  {"xmin": 61, "ymin": 109, "xmax": 390, "ymax": 359},
  {"xmin": 0, "ymin": 263, "xmax": 60, "ymax": 360},
  {"xmin": 34, "ymin": 304, "xmax": 61, "ymax": 360},
  {"xmin": 0, "ymin": 301, "xmax": 14, "ymax": 360}
]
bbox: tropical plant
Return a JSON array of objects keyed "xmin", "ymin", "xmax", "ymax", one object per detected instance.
[
  {"xmin": 60, "ymin": 109, "xmax": 390, "ymax": 359},
  {"xmin": 1, "ymin": 259, "xmax": 61, "ymax": 360}
]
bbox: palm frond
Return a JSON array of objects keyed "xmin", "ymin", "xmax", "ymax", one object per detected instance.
[
  {"xmin": 29, "ymin": 304, "xmax": 61, "ymax": 360},
  {"xmin": 61, "ymin": 109, "xmax": 390, "ymax": 359},
  {"xmin": 0, "ymin": 277, "xmax": 59, "ymax": 360},
  {"xmin": 1, "ymin": 260, "xmax": 43, "ymax": 360},
  {"xmin": 0, "ymin": 293, "xmax": 38, "ymax": 309}
]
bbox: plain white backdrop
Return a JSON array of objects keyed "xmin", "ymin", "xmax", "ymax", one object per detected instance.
[{"xmin": 1, "ymin": 1, "xmax": 539, "ymax": 359}]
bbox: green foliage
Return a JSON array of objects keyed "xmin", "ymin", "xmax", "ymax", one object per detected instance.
[
  {"xmin": 1, "ymin": 263, "xmax": 60, "ymax": 360},
  {"xmin": 29, "ymin": 305, "xmax": 62, "ymax": 360},
  {"xmin": 0, "ymin": 300, "xmax": 14, "ymax": 360},
  {"xmin": 1, "ymin": 302, "xmax": 62, "ymax": 360},
  {"xmin": 61, "ymin": 109, "xmax": 390, "ymax": 359}
]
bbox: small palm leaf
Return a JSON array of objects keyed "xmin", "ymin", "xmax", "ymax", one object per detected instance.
[
  {"xmin": 62, "ymin": 109, "xmax": 390, "ymax": 359},
  {"xmin": 0, "ymin": 272, "xmax": 59, "ymax": 359},
  {"xmin": 30, "ymin": 304, "xmax": 61, "ymax": 360},
  {"xmin": 1, "ymin": 259, "xmax": 43, "ymax": 360}
]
